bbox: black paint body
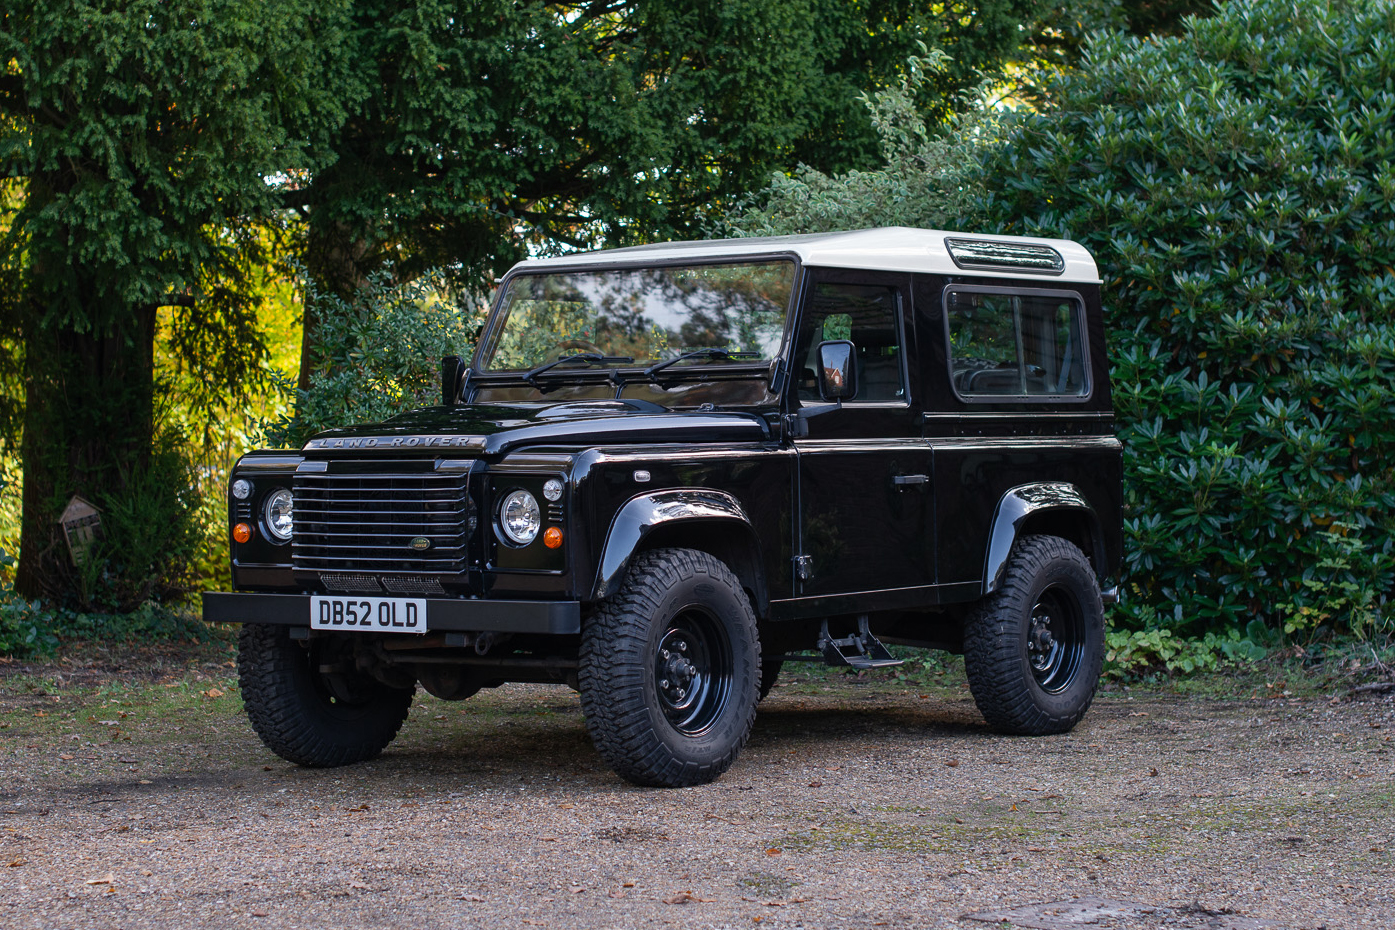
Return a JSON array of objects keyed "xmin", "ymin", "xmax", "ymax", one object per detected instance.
[{"xmin": 207, "ymin": 260, "xmax": 1122, "ymax": 661}]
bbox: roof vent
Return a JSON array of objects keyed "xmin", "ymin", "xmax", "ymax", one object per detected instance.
[{"xmin": 945, "ymin": 238, "xmax": 1065, "ymax": 275}]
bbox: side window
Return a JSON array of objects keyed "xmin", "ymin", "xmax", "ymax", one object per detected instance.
[
  {"xmin": 797, "ymin": 284, "xmax": 905, "ymax": 402},
  {"xmin": 945, "ymin": 288, "xmax": 1089, "ymax": 400}
]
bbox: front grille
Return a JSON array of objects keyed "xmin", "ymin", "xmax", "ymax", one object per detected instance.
[{"xmin": 293, "ymin": 464, "xmax": 476, "ymax": 575}]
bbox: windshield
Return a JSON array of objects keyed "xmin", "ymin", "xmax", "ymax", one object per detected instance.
[{"xmin": 478, "ymin": 261, "xmax": 796, "ymax": 372}]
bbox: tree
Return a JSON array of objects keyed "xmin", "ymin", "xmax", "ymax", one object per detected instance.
[
  {"xmin": 291, "ymin": 0, "xmax": 1038, "ymax": 389},
  {"xmin": 0, "ymin": 0, "xmax": 346, "ymax": 603}
]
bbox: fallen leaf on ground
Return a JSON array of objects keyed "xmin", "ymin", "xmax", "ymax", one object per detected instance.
[
  {"xmin": 60, "ymin": 754, "xmax": 73, "ymax": 760},
  {"xmin": 765, "ymin": 847, "xmax": 782, "ymax": 856},
  {"xmin": 8, "ymin": 858, "xmax": 26, "ymax": 867},
  {"xmin": 203, "ymin": 688, "xmax": 224, "ymax": 698},
  {"xmin": 663, "ymin": 892, "xmax": 693, "ymax": 905},
  {"xmin": 85, "ymin": 873, "xmax": 115, "ymax": 885},
  {"xmin": 945, "ymin": 759, "xmax": 959, "ymax": 767},
  {"xmin": 609, "ymin": 889, "xmax": 627, "ymax": 899}
]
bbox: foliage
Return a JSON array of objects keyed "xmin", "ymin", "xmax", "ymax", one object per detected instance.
[
  {"xmin": 966, "ymin": 0, "xmax": 1395, "ymax": 639},
  {"xmin": 0, "ymin": 573, "xmax": 216, "ymax": 658},
  {"xmin": 1104, "ymin": 622, "xmax": 1274, "ymax": 679},
  {"xmin": 267, "ymin": 267, "xmax": 483, "ymax": 449},
  {"xmin": 722, "ymin": 47, "xmax": 1005, "ymax": 237},
  {"xmin": 0, "ymin": 0, "xmax": 345, "ymax": 603},
  {"xmin": 722, "ymin": 0, "xmax": 1204, "ymax": 238},
  {"xmin": 0, "ymin": 549, "xmax": 56, "ymax": 655},
  {"xmin": 77, "ymin": 434, "xmax": 210, "ymax": 611}
]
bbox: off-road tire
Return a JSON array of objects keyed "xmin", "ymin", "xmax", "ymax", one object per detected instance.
[
  {"xmin": 758, "ymin": 660, "xmax": 783, "ymax": 701},
  {"xmin": 237, "ymin": 625, "xmax": 414, "ymax": 767},
  {"xmin": 963, "ymin": 535, "xmax": 1104, "ymax": 735},
  {"xmin": 578, "ymin": 548, "xmax": 760, "ymax": 788}
]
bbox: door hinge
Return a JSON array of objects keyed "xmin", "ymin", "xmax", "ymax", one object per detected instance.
[{"xmin": 794, "ymin": 554, "xmax": 813, "ymax": 581}]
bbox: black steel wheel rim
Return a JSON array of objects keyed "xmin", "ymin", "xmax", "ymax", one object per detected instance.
[
  {"xmin": 1026, "ymin": 584, "xmax": 1086, "ymax": 693},
  {"xmin": 654, "ymin": 608, "xmax": 732, "ymax": 735}
]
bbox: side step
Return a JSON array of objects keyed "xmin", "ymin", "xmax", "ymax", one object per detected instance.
[{"xmin": 817, "ymin": 615, "xmax": 904, "ymax": 670}]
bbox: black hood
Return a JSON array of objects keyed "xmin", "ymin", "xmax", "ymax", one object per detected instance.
[{"xmin": 302, "ymin": 401, "xmax": 771, "ymax": 457}]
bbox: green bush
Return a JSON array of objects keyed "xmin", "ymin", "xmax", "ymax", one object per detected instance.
[
  {"xmin": 74, "ymin": 435, "xmax": 207, "ymax": 611},
  {"xmin": 0, "ymin": 549, "xmax": 57, "ymax": 655},
  {"xmin": 968, "ymin": 0, "xmax": 1395, "ymax": 638},
  {"xmin": 267, "ymin": 268, "xmax": 483, "ymax": 449}
]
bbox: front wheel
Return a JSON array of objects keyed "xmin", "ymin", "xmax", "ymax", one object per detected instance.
[
  {"xmin": 579, "ymin": 548, "xmax": 760, "ymax": 787},
  {"xmin": 237, "ymin": 625, "xmax": 414, "ymax": 767},
  {"xmin": 963, "ymin": 535, "xmax": 1104, "ymax": 735}
]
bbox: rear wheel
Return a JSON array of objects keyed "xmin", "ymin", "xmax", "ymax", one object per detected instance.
[
  {"xmin": 237, "ymin": 625, "xmax": 414, "ymax": 767},
  {"xmin": 963, "ymin": 535, "xmax": 1104, "ymax": 735},
  {"xmin": 579, "ymin": 548, "xmax": 760, "ymax": 787}
]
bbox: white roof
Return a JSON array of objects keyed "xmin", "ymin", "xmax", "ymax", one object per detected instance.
[{"xmin": 511, "ymin": 226, "xmax": 1100, "ymax": 284}]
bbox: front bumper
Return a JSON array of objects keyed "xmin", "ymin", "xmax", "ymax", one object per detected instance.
[{"xmin": 201, "ymin": 592, "xmax": 581, "ymax": 635}]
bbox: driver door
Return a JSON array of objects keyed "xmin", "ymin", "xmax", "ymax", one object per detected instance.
[{"xmin": 791, "ymin": 270, "xmax": 934, "ymax": 600}]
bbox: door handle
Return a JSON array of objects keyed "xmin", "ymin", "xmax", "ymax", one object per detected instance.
[{"xmin": 893, "ymin": 474, "xmax": 929, "ymax": 488}]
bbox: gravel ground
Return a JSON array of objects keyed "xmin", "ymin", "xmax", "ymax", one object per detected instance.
[{"xmin": 2, "ymin": 651, "xmax": 1393, "ymax": 930}]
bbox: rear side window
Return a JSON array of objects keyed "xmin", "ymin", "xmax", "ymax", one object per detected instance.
[{"xmin": 944, "ymin": 287, "xmax": 1089, "ymax": 400}]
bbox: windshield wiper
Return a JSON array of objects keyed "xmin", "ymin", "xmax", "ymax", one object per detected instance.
[
  {"xmin": 643, "ymin": 348, "xmax": 761, "ymax": 381},
  {"xmin": 523, "ymin": 353, "xmax": 634, "ymax": 390}
]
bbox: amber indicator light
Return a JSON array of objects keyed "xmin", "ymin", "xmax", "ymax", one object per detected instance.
[
  {"xmin": 543, "ymin": 527, "xmax": 563, "ymax": 549},
  {"xmin": 233, "ymin": 523, "xmax": 253, "ymax": 544}
]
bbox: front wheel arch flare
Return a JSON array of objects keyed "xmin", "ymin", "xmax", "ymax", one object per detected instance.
[{"xmin": 592, "ymin": 489, "xmax": 766, "ymax": 611}]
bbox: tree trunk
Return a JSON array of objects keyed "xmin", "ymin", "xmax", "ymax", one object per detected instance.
[
  {"xmin": 14, "ymin": 285, "xmax": 158, "ymax": 603},
  {"xmin": 297, "ymin": 210, "xmax": 372, "ymax": 393}
]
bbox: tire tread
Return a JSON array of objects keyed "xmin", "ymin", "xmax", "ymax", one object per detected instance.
[
  {"xmin": 963, "ymin": 535, "xmax": 1104, "ymax": 736},
  {"xmin": 578, "ymin": 548, "xmax": 759, "ymax": 788}
]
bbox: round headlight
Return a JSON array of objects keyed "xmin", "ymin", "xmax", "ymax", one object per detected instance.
[
  {"xmin": 263, "ymin": 489, "xmax": 294, "ymax": 542},
  {"xmin": 499, "ymin": 489, "xmax": 540, "ymax": 546},
  {"xmin": 543, "ymin": 478, "xmax": 564, "ymax": 502},
  {"xmin": 231, "ymin": 478, "xmax": 252, "ymax": 500}
]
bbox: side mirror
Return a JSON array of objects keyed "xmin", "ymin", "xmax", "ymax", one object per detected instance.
[
  {"xmin": 816, "ymin": 340, "xmax": 857, "ymax": 402},
  {"xmin": 441, "ymin": 355, "xmax": 465, "ymax": 406}
]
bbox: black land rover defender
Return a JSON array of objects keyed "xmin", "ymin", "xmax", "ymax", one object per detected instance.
[{"xmin": 204, "ymin": 227, "xmax": 1122, "ymax": 788}]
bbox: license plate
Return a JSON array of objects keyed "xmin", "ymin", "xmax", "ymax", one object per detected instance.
[{"xmin": 310, "ymin": 596, "xmax": 427, "ymax": 634}]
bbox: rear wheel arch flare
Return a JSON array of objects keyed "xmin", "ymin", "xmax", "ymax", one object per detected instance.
[{"xmin": 983, "ymin": 482, "xmax": 1105, "ymax": 594}]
